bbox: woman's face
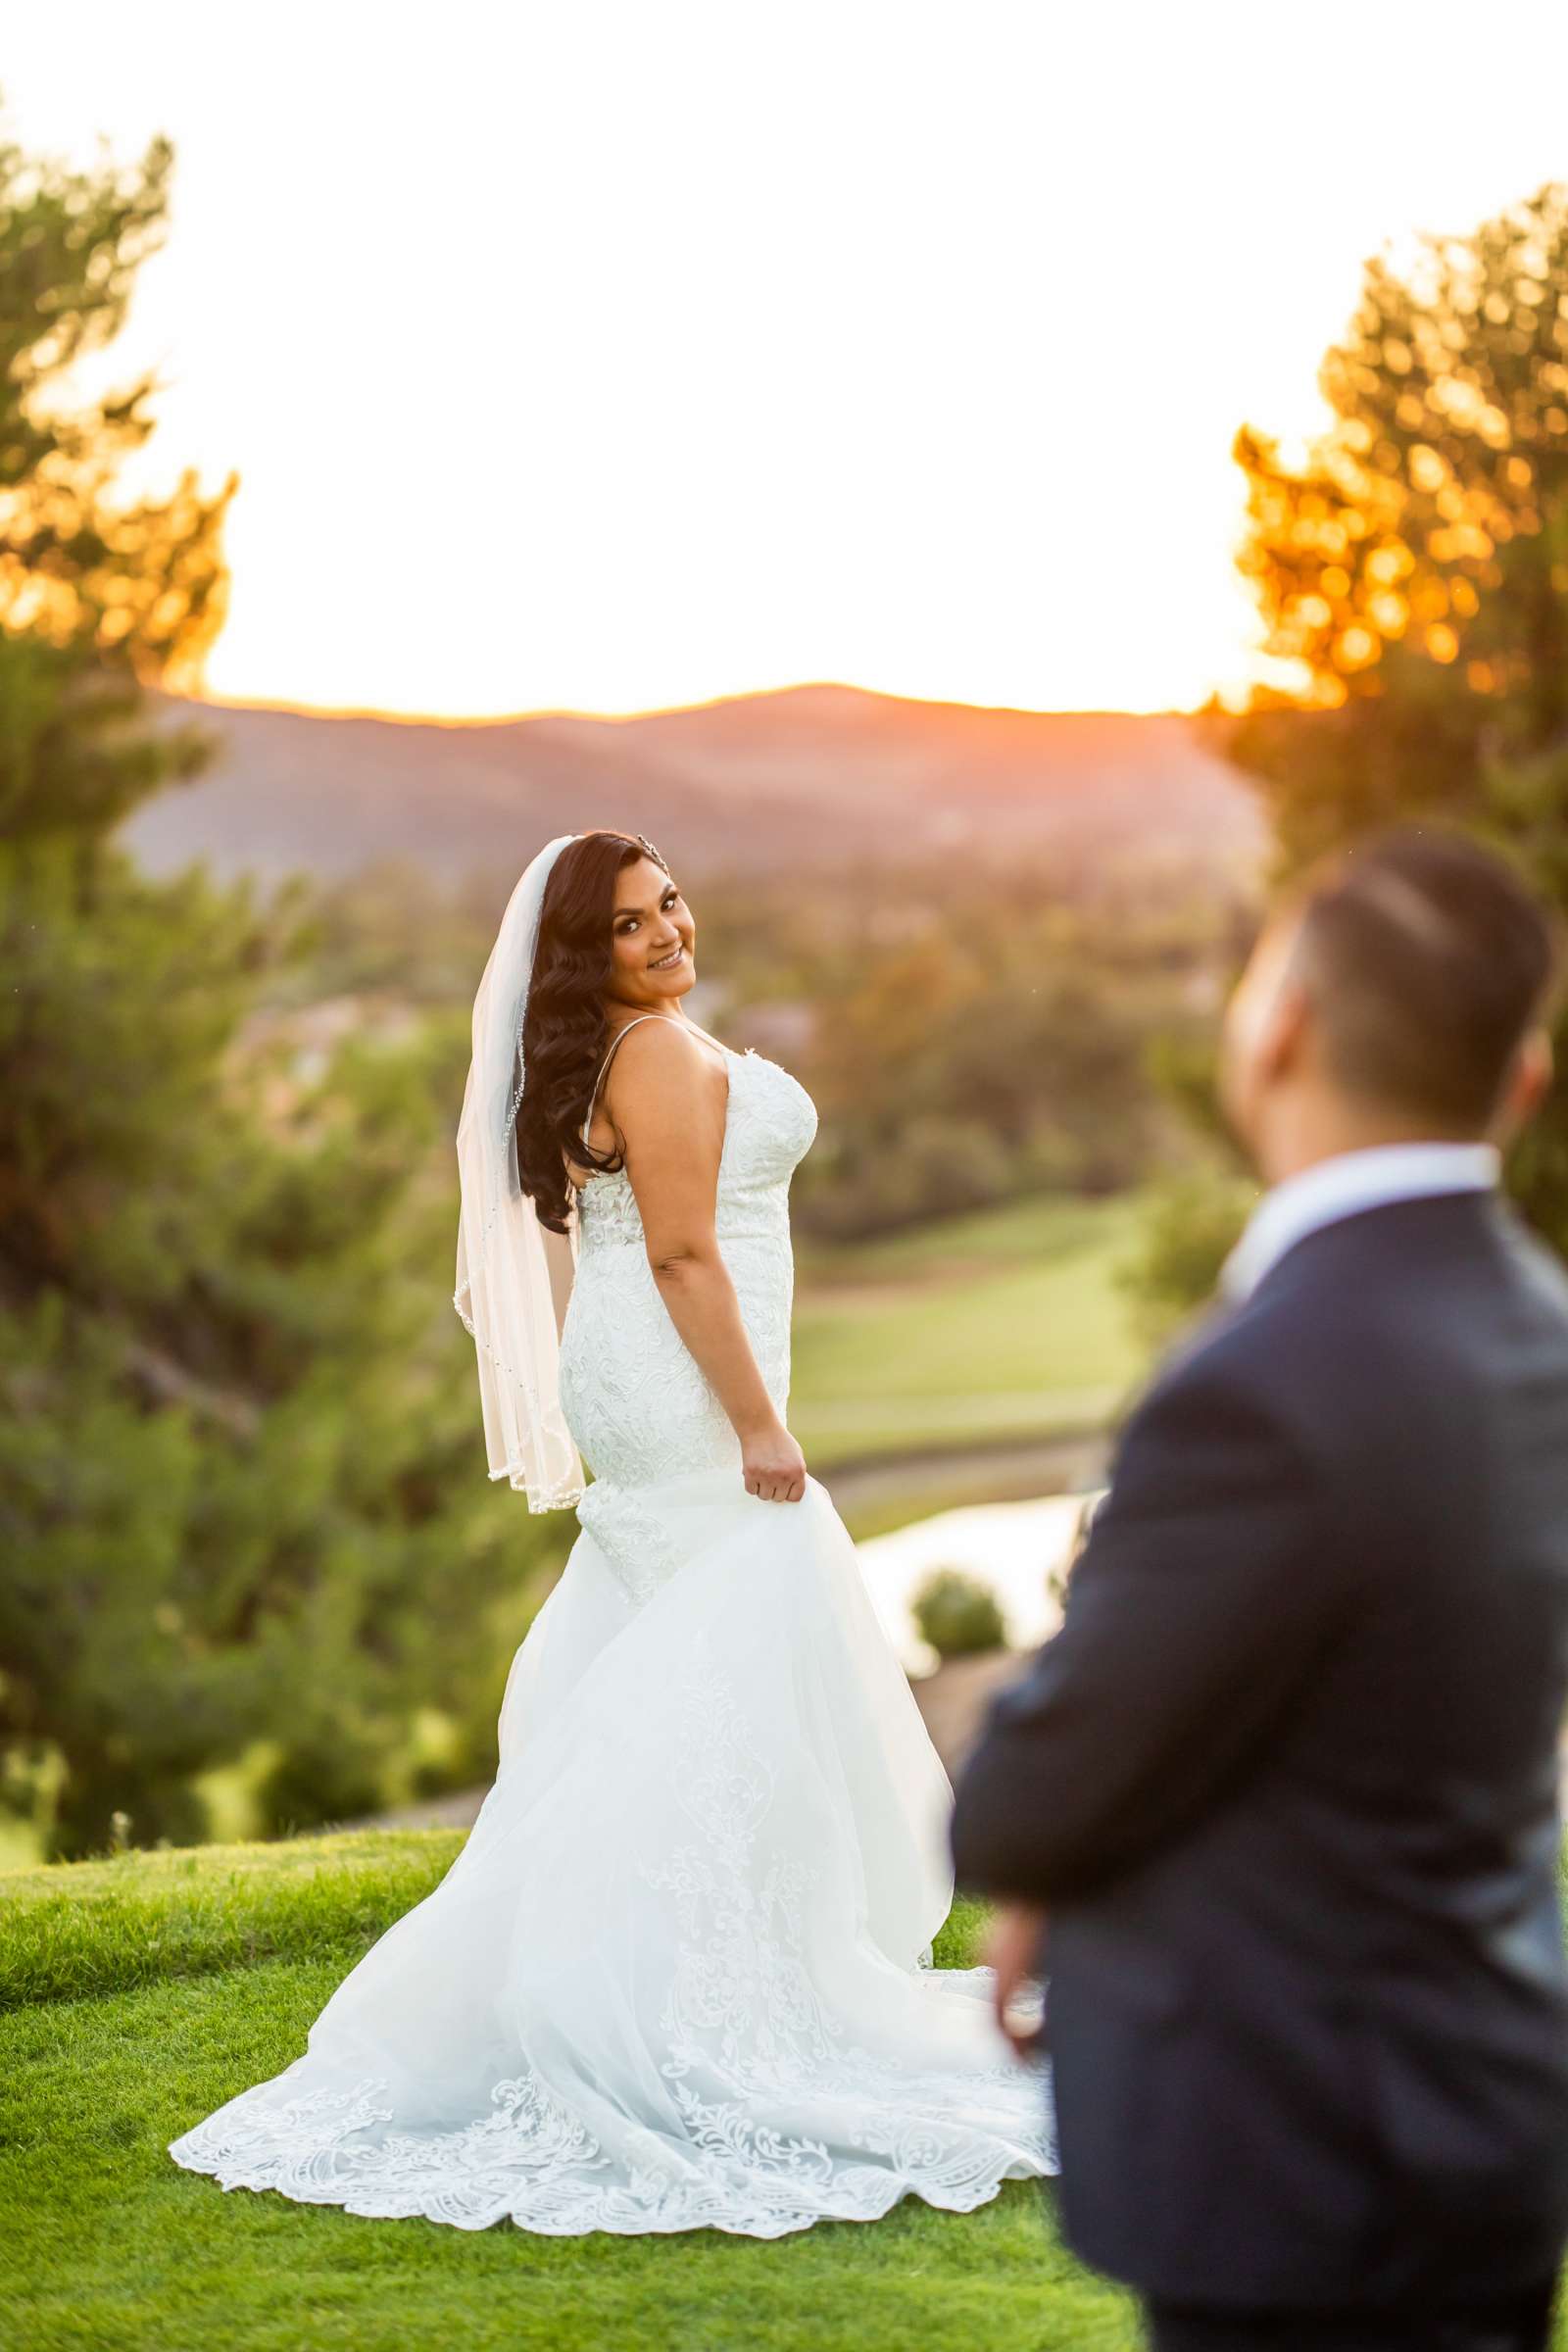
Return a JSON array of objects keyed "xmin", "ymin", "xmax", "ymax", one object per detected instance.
[{"xmin": 607, "ymin": 857, "xmax": 697, "ymax": 1009}]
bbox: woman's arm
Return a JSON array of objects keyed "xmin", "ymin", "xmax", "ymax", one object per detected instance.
[{"xmin": 602, "ymin": 1020, "xmax": 807, "ymax": 1503}]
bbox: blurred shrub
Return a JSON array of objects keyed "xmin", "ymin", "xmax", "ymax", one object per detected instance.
[
  {"xmin": 1116, "ymin": 1167, "xmax": 1258, "ymax": 1339},
  {"xmin": 911, "ymin": 1568, "xmax": 1007, "ymax": 1660}
]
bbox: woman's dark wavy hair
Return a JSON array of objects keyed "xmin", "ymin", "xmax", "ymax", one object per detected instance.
[{"xmin": 516, "ymin": 830, "xmax": 673, "ymax": 1233}]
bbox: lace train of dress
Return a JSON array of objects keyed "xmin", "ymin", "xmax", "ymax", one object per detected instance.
[{"xmin": 168, "ymin": 1041, "xmax": 1056, "ymax": 2235}]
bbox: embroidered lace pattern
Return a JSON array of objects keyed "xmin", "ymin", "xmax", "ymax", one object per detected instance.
[
  {"xmin": 169, "ymin": 1641, "xmax": 1054, "ymax": 2235},
  {"xmin": 558, "ymin": 1048, "xmax": 808, "ymax": 1493},
  {"xmin": 574, "ymin": 1479, "xmax": 685, "ymax": 1606}
]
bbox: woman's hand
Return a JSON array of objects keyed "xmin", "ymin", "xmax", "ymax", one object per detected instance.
[{"xmin": 741, "ymin": 1418, "xmax": 808, "ymax": 1504}]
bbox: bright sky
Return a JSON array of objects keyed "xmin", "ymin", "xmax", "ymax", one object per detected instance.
[{"xmin": 6, "ymin": 3, "xmax": 1568, "ymax": 719}]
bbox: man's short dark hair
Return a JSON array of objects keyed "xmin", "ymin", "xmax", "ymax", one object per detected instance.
[{"xmin": 1280, "ymin": 825, "xmax": 1563, "ymax": 1133}]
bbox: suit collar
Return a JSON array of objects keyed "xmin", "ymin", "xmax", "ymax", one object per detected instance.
[{"xmin": 1219, "ymin": 1142, "xmax": 1501, "ymax": 1305}]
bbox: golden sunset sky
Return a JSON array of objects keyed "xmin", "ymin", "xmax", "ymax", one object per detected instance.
[{"xmin": 7, "ymin": 3, "xmax": 1568, "ymax": 719}]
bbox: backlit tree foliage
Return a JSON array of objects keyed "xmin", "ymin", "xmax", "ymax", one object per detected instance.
[{"xmin": 1222, "ymin": 181, "xmax": 1568, "ymax": 1249}]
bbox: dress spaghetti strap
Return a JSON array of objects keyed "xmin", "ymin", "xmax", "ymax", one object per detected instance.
[{"xmin": 581, "ymin": 1014, "xmax": 665, "ymax": 1146}]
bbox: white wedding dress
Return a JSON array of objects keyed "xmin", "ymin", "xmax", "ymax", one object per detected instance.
[{"xmin": 169, "ymin": 1034, "xmax": 1057, "ymax": 2236}]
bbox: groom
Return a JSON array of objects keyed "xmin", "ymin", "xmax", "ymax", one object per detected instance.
[{"xmin": 952, "ymin": 825, "xmax": 1568, "ymax": 2351}]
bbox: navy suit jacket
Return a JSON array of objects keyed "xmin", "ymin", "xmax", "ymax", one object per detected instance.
[{"xmin": 951, "ymin": 1190, "xmax": 1568, "ymax": 2309}]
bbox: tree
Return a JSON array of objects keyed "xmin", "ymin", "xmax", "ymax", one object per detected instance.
[
  {"xmin": 0, "ymin": 100, "xmax": 236, "ymax": 833},
  {"xmin": 0, "ymin": 109, "xmax": 568, "ymax": 1857},
  {"xmin": 1168, "ymin": 183, "xmax": 1568, "ymax": 1282},
  {"xmin": 1226, "ymin": 182, "xmax": 1568, "ymax": 874},
  {"xmin": 788, "ymin": 886, "xmax": 1203, "ymax": 1241}
]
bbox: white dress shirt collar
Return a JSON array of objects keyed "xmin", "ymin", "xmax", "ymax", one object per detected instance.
[{"xmin": 1219, "ymin": 1141, "xmax": 1502, "ymax": 1304}]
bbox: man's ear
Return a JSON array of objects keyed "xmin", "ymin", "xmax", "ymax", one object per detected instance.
[
  {"xmin": 1497, "ymin": 1026, "xmax": 1554, "ymax": 1135},
  {"xmin": 1255, "ymin": 973, "xmax": 1312, "ymax": 1087}
]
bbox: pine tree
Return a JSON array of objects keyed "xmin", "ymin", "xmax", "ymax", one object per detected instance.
[{"xmin": 0, "ymin": 106, "xmax": 567, "ymax": 1858}]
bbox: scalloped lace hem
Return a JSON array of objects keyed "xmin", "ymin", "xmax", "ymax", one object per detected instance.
[{"xmin": 168, "ymin": 2063, "xmax": 1057, "ymax": 2238}]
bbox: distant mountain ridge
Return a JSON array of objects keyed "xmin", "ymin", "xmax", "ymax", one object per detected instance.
[{"xmin": 122, "ymin": 681, "xmax": 1261, "ymax": 886}]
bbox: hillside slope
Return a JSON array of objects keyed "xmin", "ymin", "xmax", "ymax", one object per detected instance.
[{"xmin": 121, "ymin": 682, "xmax": 1260, "ymax": 884}]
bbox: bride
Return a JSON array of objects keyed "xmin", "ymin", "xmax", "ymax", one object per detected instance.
[{"xmin": 168, "ymin": 828, "xmax": 1056, "ymax": 2237}]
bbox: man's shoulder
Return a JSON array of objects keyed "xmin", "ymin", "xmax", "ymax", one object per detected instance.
[
  {"xmin": 1121, "ymin": 1252, "xmax": 1433, "ymax": 1478},
  {"xmin": 1138, "ymin": 1278, "xmax": 1363, "ymax": 1419},
  {"xmin": 1130, "ymin": 1194, "xmax": 1568, "ymax": 1463},
  {"xmin": 1105, "ymin": 1297, "xmax": 1335, "ymax": 1497},
  {"xmin": 1490, "ymin": 1200, "xmax": 1568, "ymax": 1321},
  {"xmin": 1244, "ymin": 1192, "xmax": 1568, "ymax": 1366}
]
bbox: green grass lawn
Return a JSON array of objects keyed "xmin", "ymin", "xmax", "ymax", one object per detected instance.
[
  {"xmin": 1, "ymin": 1833, "xmax": 1139, "ymax": 2352},
  {"xmin": 792, "ymin": 1191, "xmax": 1152, "ymax": 1468},
  {"xmin": 6, "ymin": 1838, "xmax": 1566, "ymax": 2350}
]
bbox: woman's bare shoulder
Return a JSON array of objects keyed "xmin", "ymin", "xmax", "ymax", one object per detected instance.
[{"xmin": 606, "ymin": 1017, "xmax": 724, "ymax": 1096}]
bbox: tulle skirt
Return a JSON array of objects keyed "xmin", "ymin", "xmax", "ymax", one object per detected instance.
[{"xmin": 169, "ymin": 1469, "xmax": 1056, "ymax": 2236}]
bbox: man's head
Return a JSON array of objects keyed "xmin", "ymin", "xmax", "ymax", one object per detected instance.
[{"xmin": 1219, "ymin": 825, "xmax": 1563, "ymax": 1184}]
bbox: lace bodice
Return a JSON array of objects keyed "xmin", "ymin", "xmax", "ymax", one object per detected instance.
[
  {"xmin": 573, "ymin": 1041, "xmax": 815, "ymax": 1258},
  {"xmin": 557, "ymin": 1041, "xmax": 817, "ymax": 1539}
]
